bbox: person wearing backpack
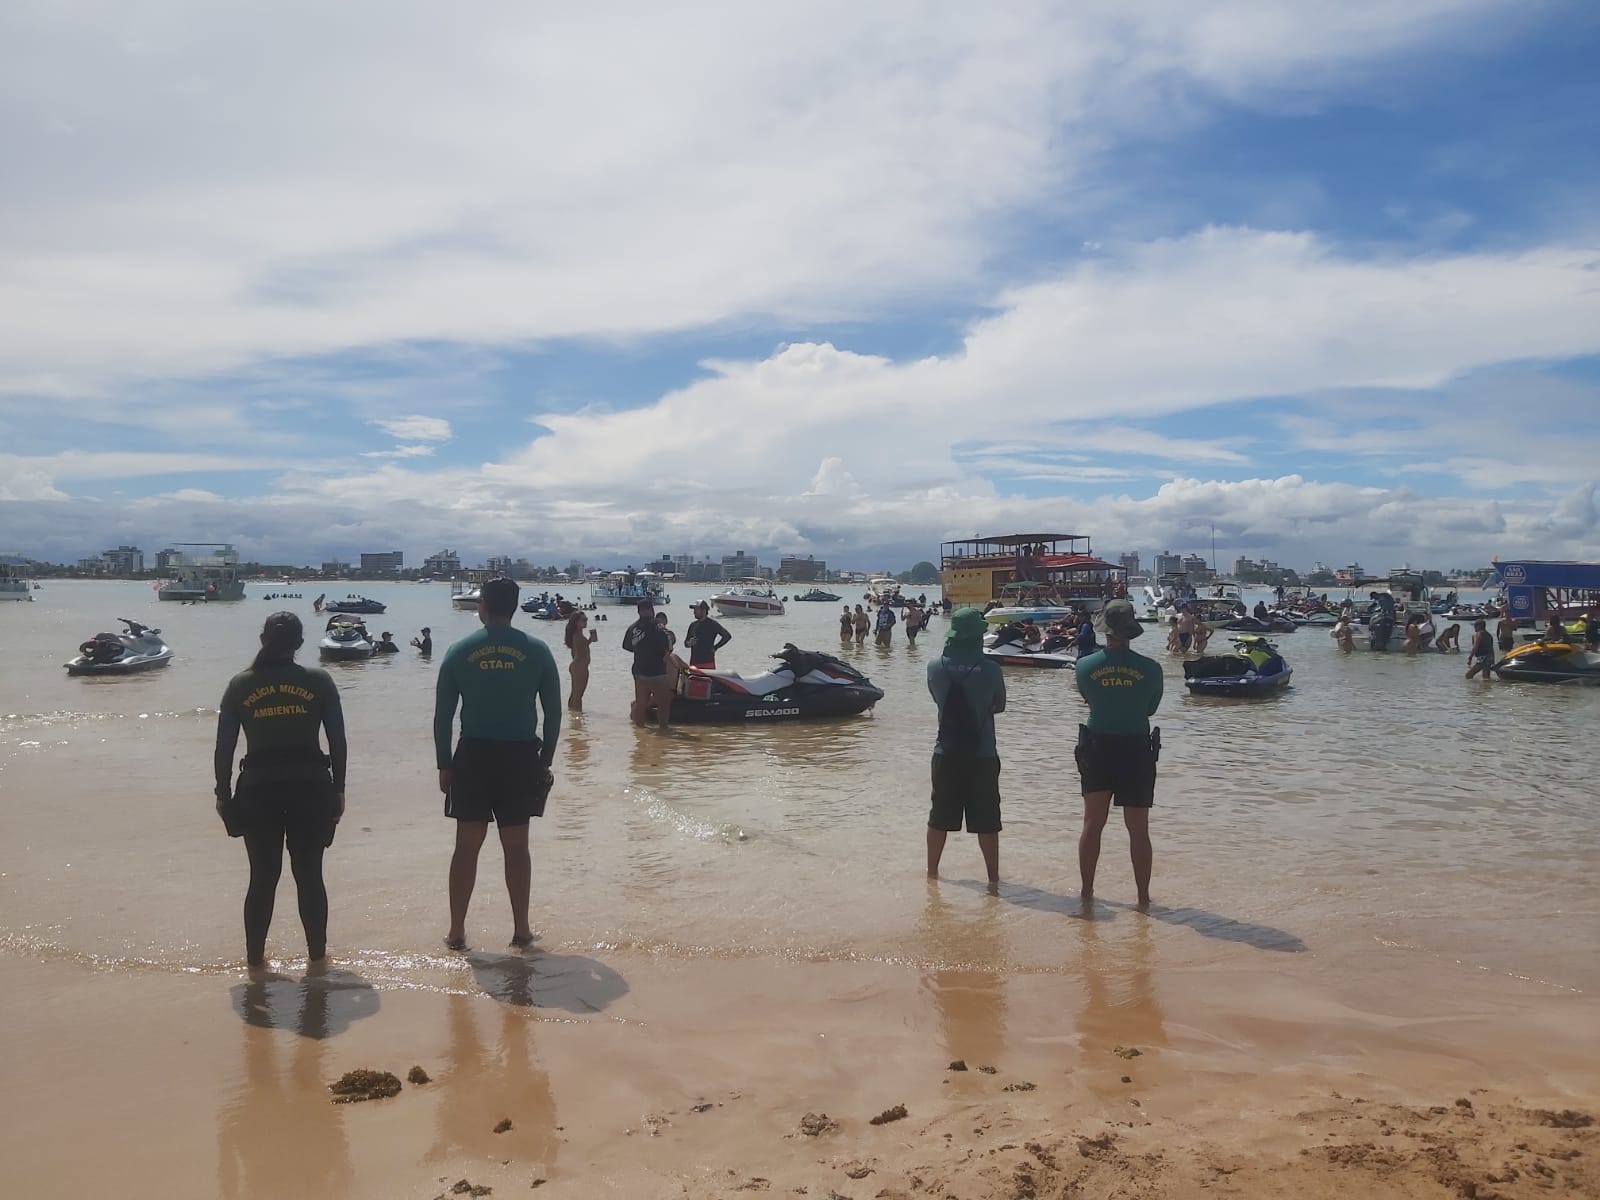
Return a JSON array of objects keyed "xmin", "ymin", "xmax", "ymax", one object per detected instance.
[
  {"xmin": 926, "ymin": 607, "xmax": 1007, "ymax": 886},
  {"xmin": 1074, "ymin": 598, "xmax": 1163, "ymax": 908}
]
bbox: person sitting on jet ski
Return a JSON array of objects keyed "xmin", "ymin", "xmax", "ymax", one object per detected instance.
[
  {"xmin": 992, "ymin": 622, "xmax": 1028, "ymax": 648},
  {"xmin": 1253, "ymin": 600, "xmax": 1270, "ymax": 622},
  {"xmin": 1075, "ymin": 615, "xmax": 1098, "ymax": 656}
]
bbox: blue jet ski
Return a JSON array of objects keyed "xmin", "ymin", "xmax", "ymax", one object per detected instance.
[{"xmin": 1183, "ymin": 635, "xmax": 1292, "ymax": 697}]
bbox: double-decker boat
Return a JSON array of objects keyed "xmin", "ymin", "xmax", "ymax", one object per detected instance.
[
  {"xmin": 158, "ymin": 544, "xmax": 245, "ymax": 601},
  {"xmin": 591, "ymin": 570, "xmax": 671, "ymax": 607},
  {"xmin": 940, "ymin": 532, "xmax": 1127, "ymax": 620},
  {"xmin": 1, "ymin": 559, "xmax": 33, "ymax": 601}
]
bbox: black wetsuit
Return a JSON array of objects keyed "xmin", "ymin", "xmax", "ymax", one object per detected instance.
[{"xmin": 215, "ymin": 660, "xmax": 347, "ymax": 966}]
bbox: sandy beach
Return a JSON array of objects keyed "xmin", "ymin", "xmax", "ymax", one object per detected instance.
[{"xmin": 5, "ymin": 931, "xmax": 1595, "ymax": 1199}]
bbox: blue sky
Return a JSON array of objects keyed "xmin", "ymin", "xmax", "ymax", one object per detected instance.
[{"xmin": 1, "ymin": 1, "xmax": 1598, "ymax": 570}]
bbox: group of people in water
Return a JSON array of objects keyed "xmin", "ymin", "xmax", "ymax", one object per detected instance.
[{"xmin": 839, "ymin": 594, "xmax": 951, "ymax": 646}]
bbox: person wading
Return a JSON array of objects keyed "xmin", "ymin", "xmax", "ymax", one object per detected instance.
[
  {"xmin": 214, "ymin": 612, "xmax": 347, "ymax": 968},
  {"xmin": 1074, "ymin": 599, "xmax": 1164, "ymax": 908},
  {"xmin": 925, "ymin": 607, "xmax": 1007, "ymax": 888},
  {"xmin": 433, "ymin": 577, "xmax": 562, "ymax": 951},
  {"xmin": 684, "ymin": 601, "xmax": 731, "ymax": 670},
  {"xmin": 623, "ymin": 598, "xmax": 673, "ymax": 729}
]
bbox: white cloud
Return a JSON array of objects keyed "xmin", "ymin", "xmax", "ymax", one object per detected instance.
[
  {"xmin": 0, "ymin": 0, "xmax": 1519, "ymax": 397},
  {"xmin": 370, "ymin": 415, "xmax": 452, "ymax": 443},
  {"xmin": 361, "ymin": 444, "xmax": 436, "ymax": 460}
]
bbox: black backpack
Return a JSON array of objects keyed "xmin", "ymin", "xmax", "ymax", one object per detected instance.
[{"xmin": 938, "ymin": 664, "xmax": 984, "ymax": 755}]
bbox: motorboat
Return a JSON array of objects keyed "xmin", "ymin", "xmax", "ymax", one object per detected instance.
[
  {"xmin": 1183, "ymin": 635, "xmax": 1292, "ymax": 696},
  {"xmin": 1, "ymin": 560, "xmax": 33, "ymax": 601},
  {"xmin": 1444, "ymin": 604, "xmax": 1497, "ymax": 622},
  {"xmin": 323, "ymin": 594, "xmax": 386, "ymax": 614},
  {"xmin": 712, "ymin": 584, "xmax": 785, "ymax": 617},
  {"xmin": 65, "ymin": 619, "xmax": 174, "ymax": 675},
  {"xmin": 666, "ymin": 645, "xmax": 883, "ymax": 723},
  {"xmin": 792, "ymin": 588, "xmax": 842, "ymax": 602},
  {"xmin": 158, "ymin": 544, "xmax": 246, "ymax": 601},
  {"xmin": 1495, "ymin": 639, "xmax": 1600, "ymax": 684},
  {"xmin": 981, "ymin": 581, "xmax": 1077, "ymax": 626},
  {"xmin": 450, "ymin": 582, "xmax": 482, "ymax": 609},
  {"xmin": 319, "ymin": 617, "xmax": 374, "ymax": 660},
  {"xmin": 1290, "ymin": 609, "xmax": 1339, "ymax": 626},
  {"xmin": 591, "ymin": 571, "xmax": 670, "ymax": 607}
]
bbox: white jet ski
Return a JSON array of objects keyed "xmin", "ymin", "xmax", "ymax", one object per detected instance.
[
  {"xmin": 319, "ymin": 616, "xmax": 374, "ymax": 660},
  {"xmin": 65, "ymin": 619, "xmax": 174, "ymax": 675}
]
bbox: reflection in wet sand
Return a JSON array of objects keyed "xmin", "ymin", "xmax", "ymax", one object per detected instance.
[
  {"xmin": 217, "ymin": 979, "xmax": 354, "ymax": 1198},
  {"xmin": 1074, "ymin": 916, "xmax": 1167, "ymax": 1055},
  {"xmin": 426, "ymin": 996, "xmax": 558, "ymax": 1177},
  {"xmin": 918, "ymin": 886, "xmax": 1008, "ymax": 1068}
]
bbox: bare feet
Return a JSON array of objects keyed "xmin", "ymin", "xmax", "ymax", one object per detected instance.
[
  {"xmin": 510, "ymin": 932, "xmax": 535, "ymax": 948},
  {"xmin": 443, "ymin": 933, "xmax": 466, "ymax": 952}
]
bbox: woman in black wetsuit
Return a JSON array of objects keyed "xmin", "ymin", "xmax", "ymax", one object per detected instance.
[{"xmin": 214, "ymin": 612, "xmax": 348, "ymax": 968}]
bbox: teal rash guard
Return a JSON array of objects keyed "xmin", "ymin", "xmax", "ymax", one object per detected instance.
[
  {"xmin": 1074, "ymin": 646, "xmax": 1164, "ymax": 735},
  {"xmin": 433, "ymin": 626, "xmax": 562, "ymax": 769}
]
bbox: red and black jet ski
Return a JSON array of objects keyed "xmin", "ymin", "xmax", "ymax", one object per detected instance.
[{"xmin": 669, "ymin": 644, "xmax": 884, "ymax": 723}]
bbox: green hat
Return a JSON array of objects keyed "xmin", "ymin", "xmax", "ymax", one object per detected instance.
[
  {"xmin": 946, "ymin": 607, "xmax": 987, "ymax": 651},
  {"xmin": 1102, "ymin": 598, "xmax": 1143, "ymax": 639}
]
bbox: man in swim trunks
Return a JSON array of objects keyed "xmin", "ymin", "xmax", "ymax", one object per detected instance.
[
  {"xmin": 1074, "ymin": 599, "xmax": 1163, "ymax": 907},
  {"xmin": 1465, "ymin": 618, "xmax": 1496, "ymax": 680},
  {"xmin": 685, "ymin": 601, "xmax": 732, "ymax": 669},
  {"xmin": 623, "ymin": 598, "xmax": 673, "ymax": 729},
  {"xmin": 434, "ymin": 577, "xmax": 562, "ymax": 950},
  {"xmin": 1495, "ymin": 612, "xmax": 1516, "ymax": 655}
]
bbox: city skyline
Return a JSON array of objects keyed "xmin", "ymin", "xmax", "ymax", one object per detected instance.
[{"xmin": 2, "ymin": 5, "xmax": 1598, "ymax": 570}]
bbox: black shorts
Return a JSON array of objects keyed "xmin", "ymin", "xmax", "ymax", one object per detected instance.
[
  {"xmin": 1074, "ymin": 727, "xmax": 1157, "ymax": 808},
  {"xmin": 232, "ymin": 771, "xmax": 338, "ymax": 847},
  {"xmin": 446, "ymin": 737, "xmax": 550, "ymax": 826},
  {"xmin": 928, "ymin": 753, "xmax": 1002, "ymax": 834}
]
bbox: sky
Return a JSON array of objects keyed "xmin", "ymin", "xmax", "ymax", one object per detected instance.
[{"xmin": 2, "ymin": 0, "xmax": 1598, "ymax": 572}]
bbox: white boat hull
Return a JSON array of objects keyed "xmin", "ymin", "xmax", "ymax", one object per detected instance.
[{"xmin": 714, "ymin": 599, "xmax": 784, "ymax": 617}]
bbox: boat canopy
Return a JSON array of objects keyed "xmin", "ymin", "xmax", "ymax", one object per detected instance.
[{"xmin": 942, "ymin": 533, "xmax": 1091, "ymax": 564}]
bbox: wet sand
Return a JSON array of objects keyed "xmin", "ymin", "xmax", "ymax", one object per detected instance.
[{"xmin": 4, "ymin": 940, "xmax": 1595, "ymax": 1199}]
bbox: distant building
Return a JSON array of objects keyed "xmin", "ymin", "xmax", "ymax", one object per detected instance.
[
  {"xmin": 566, "ymin": 560, "xmax": 586, "ymax": 580},
  {"xmin": 721, "ymin": 551, "xmax": 759, "ymax": 579},
  {"xmin": 644, "ymin": 554, "xmax": 678, "ymax": 574},
  {"xmin": 1153, "ymin": 550, "xmax": 1182, "ymax": 577},
  {"xmin": 155, "ymin": 548, "xmax": 182, "ymax": 571},
  {"xmin": 77, "ymin": 556, "xmax": 107, "ymax": 573},
  {"xmin": 485, "ymin": 555, "xmax": 532, "ymax": 578},
  {"xmin": 102, "ymin": 545, "xmax": 144, "ymax": 574},
  {"xmin": 778, "ymin": 555, "xmax": 825, "ymax": 581},
  {"xmin": 1232, "ymin": 556, "xmax": 1253, "ymax": 578},
  {"xmin": 422, "ymin": 549, "xmax": 462, "ymax": 576},
  {"xmin": 360, "ymin": 550, "xmax": 404, "ymax": 575},
  {"xmin": 1118, "ymin": 552, "xmax": 1141, "ymax": 576},
  {"xmin": 321, "ymin": 560, "xmax": 351, "ymax": 576},
  {"xmin": 1181, "ymin": 554, "xmax": 1213, "ymax": 582}
]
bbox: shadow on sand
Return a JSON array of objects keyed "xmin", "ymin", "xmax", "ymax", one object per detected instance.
[
  {"xmin": 953, "ymin": 880, "xmax": 1308, "ymax": 953},
  {"xmin": 230, "ymin": 964, "xmax": 381, "ymax": 1039},
  {"xmin": 466, "ymin": 948, "xmax": 630, "ymax": 1012}
]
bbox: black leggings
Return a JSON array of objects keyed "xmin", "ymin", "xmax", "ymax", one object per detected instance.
[{"xmin": 241, "ymin": 796, "xmax": 331, "ymax": 966}]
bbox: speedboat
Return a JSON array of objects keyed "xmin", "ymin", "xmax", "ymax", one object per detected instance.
[
  {"xmin": 319, "ymin": 617, "xmax": 374, "ymax": 660},
  {"xmin": 65, "ymin": 619, "xmax": 174, "ymax": 675},
  {"xmin": 1494, "ymin": 640, "xmax": 1600, "ymax": 684},
  {"xmin": 450, "ymin": 583, "xmax": 482, "ymax": 609},
  {"xmin": 323, "ymin": 594, "xmax": 386, "ymax": 614},
  {"xmin": 712, "ymin": 585, "xmax": 785, "ymax": 617},
  {"xmin": 793, "ymin": 588, "xmax": 842, "ymax": 602},
  {"xmin": 1183, "ymin": 635, "xmax": 1292, "ymax": 696},
  {"xmin": 667, "ymin": 645, "xmax": 883, "ymax": 723}
]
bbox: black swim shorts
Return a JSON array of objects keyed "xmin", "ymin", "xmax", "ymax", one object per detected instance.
[
  {"xmin": 446, "ymin": 736, "xmax": 551, "ymax": 826},
  {"xmin": 233, "ymin": 771, "xmax": 339, "ymax": 847},
  {"xmin": 1074, "ymin": 726, "xmax": 1157, "ymax": 808},
  {"xmin": 928, "ymin": 753, "xmax": 1002, "ymax": 834}
]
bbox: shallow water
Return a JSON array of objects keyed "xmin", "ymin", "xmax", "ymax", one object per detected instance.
[{"xmin": 2, "ymin": 580, "xmax": 1595, "ymax": 1002}]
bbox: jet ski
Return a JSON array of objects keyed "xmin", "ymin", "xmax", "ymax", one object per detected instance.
[
  {"xmin": 65, "ymin": 619, "xmax": 174, "ymax": 675},
  {"xmin": 323, "ymin": 595, "xmax": 386, "ymax": 614},
  {"xmin": 1494, "ymin": 640, "xmax": 1600, "ymax": 685},
  {"xmin": 319, "ymin": 616, "xmax": 374, "ymax": 660},
  {"xmin": 982, "ymin": 622, "xmax": 1078, "ymax": 668},
  {"xmin": 521, "ymin": 594, "xmax": 572, "ymax": 620},
  {"xmin": 1223, "ymin": 613, "xmax": 1297, "ymax": 634},
  {"xmin": 1183, "ymin": 635, "xmax": 1292, "ymax": 696},
  {"xmin": 793, "ymin": 588, "xmax": 843, "ymax": 602},
  {"xmin": 667, "ymin": 644, "xmax": 883, "ymax": 723}
]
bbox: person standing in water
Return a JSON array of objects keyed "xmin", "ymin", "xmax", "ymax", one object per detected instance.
[
  {"xmin": 925, "ymin": 608, "xmax": 1006, "ymax": 887},
  {"xmin": 1074, "ymin": 599, "xmax": 1163, "ymax": 908},
  {"xmin": 1495, "ymin": 611, "xmax": 1517, "ymax": 655},
  {"xmin": 412, "ymin": 626, "xmax": 433, "ymax": 655},
  {"xmin": 433, "ymin": 578, "xmax": 562, "ymax": 951},
  {"xmin": 875, "ymin": 601, "xmax": 898, "ymax": 646},
  {"xmin": 563, "ymin": 610, "xmax": 596, "ymax": 711},
  {"xmin": 214, "ymin": 612, "xmax": 347, "ymax": 968},
  {"xmin": 852, "ymin": 604, "xmax": 870, "ymax": 645},
  {"xmin": 685, "ymin": 601, "xmax": 732, "ymax": 669},
  {"xmin": 623, "ymin": 598, "xmax": 673, "ymax": 729},
  {"xmin": 1465, "ymin": 618, "xmax": 1497, "ymax": 680},
  {"xmin": 839, "ymin": 605, "xmax": 853, "ymax": 642}
]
